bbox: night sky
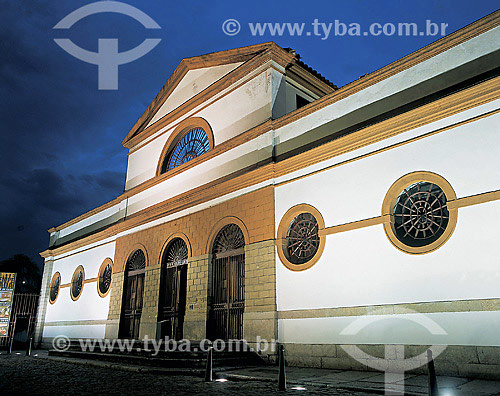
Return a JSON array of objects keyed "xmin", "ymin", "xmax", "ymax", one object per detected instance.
[{"xmin": 1, "ymin": 0, "xmax": 499, "ymax": 268}]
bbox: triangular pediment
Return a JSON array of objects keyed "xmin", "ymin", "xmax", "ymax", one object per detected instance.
[
  {"xmin": 145, "ymin": 62, "xmax": 243, "ymax": 128},
  {"xmin": 122, "ymin": 42, "xmax": 278, "ymax": 147}
]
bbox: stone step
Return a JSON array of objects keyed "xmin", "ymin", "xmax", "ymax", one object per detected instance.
[
  {"xmin": 48, "ymin": 348, "xmax": 266, "ymax": 368},
  {"xmin": 61, "ymin": 339, "xmax": 260, "ymax": 358}
]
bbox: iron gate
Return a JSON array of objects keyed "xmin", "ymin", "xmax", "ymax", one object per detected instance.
[
  {"xmin": 209, "ymin": 250, "xmax": 245, "ymax": 340},
  {"xmin": 0, "ymin": 293, "xmax": 39, "ymax": 348}
]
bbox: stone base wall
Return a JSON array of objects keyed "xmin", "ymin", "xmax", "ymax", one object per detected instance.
[
  {"xmin": 34, "ymin": 259, "xmax": 54, "ymax": 346},
  {"xmin": 104, "ymin": 186, "xmax": 276, "ymax": 343},
  {"xmin": 243, "ymin": 240, "xmax": 277, "ymax": 357},
  {"xmin": 283, "ymin": 343, "xmax": 500, "ymax": 380},
  {"xmin": 139, "ymin": 263, "xmax": 162, "ymax": 339},
  {"xmin": 183, "ymin": 254, "xmax": 210, "ymax": 340},
  {"xmin": 105, "ymin": 271, "xmax": 124, "ymax": 339}
]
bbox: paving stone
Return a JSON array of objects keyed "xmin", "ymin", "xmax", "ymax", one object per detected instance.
[{"xmin": 0, "ymin": 353, "xmax": 375, "ymax": 396}]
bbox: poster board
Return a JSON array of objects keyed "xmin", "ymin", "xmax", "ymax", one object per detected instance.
[{"xmin": 0, "ymin": 273, "xmax": 16, "ymax": 337}]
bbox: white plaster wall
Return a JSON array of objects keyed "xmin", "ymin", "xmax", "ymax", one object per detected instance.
[
  {"xmin": 275, "ymin": 25, "xmax": 500, "ymax": 148},
  {"xmin": 275, "ymin": 108, "xmax": 500, "ymax": 320},
  {"xmin": 57, "ymin": 200, "xmax": 126, "ymax": 239},
  {"xmin": 126, "ymin": 130, "xmax": 273, "ymax": 216},
  {"xmin": 43, "ymin": 242, "xmax": 115, "ymax": 339},
  {"xmin": 279, "ymin": 311, "xmax": 500, "ymax": 346},
  {"xmin": 276, "ymin": 108, "xmax": 500, "ymax": 229},
  {"xmin": 147, "ymin": 62, "xmax": 243, "ymax": 127},
  {"xmin": 125, "ymin": 69, "xmax": 273, "ymax": 189},
  {"xmin": 43, "ymin": 325, "xmax": 106, "ymax": 339}
]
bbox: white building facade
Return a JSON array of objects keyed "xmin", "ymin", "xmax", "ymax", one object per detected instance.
[{"xmin": 37, "ymin": 11, "xmax": 500, "ymax": 379}]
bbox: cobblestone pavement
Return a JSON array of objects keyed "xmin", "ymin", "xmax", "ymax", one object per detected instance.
[{"xmin": 0, "ymin": 354, "xmax": 375, "ymax": 396}]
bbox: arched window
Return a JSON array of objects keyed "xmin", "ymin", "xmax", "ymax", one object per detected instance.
[
  {"xmin": 157, "ymin": 118, "xmax": 214, "ymax": 175},
  {"xmin": 161, "ymin": 128, "xmax": 209, "ymax": 173}
]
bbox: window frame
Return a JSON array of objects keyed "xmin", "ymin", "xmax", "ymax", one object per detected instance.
[
  {"xmin": 70, "ymin": 265, "xmax": 85, "ymax": 301},
  {"xmin": 277, "ymin": 204, "xmax": 326, "ymax": 271},
  {"xmin": 382, "ymin": 171, "xmax": 458, "ymax": 255},
  {"xmin": 156, "ymin": 117, "xmax": 214, "ymax": 176},
  {"xmin": 97, "ymin": 258, "xmax": 113, "ymax": 298}
]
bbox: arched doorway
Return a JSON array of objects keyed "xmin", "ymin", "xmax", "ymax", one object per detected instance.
[
  {"xmin": 119, "ymin": 249, "xmax": 146, "ymax": 339},
  {"xmin": 208, "ymin": 224, "xmax": 245, "ymax": 340},
  {"xmin": 158, "ymin": 238, "xmax": 188, "ymax": 340}
]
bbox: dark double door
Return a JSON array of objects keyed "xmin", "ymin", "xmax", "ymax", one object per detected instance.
[
  {"xmin": 208, "ymin": 248, "xmax": 245, "ymax": 340},
  {"xmin": 119, "ymin": 269, "xmax": 144, "ymax": 340},
  {"xmin": 158, "ymin": 264, "xmax": 187, "ymax": 340}
]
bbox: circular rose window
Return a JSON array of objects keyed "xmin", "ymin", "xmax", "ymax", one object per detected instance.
[
  {"xmin": 285, "ymin": 213, "xmax": 320, "ymax": 264},
  {"xmin": 393, "ymin": 182, "xmax": 449, "ymax": 247},
  {"xmin": 49, "ymin": 272, "xmax": 61, "ymax": 304},
  {"xmin": 71, "ymin": 266, "xmax": 85, "ymax": 301},
  {"xmin": 383, "ymin": 172, "xmax": 457, "ymax": 254},
  {"xmin": 98, "ymin": 259, "xmax": 113, "ymax": 297},
  {"xmin": 277, "ymin": 204, "xmax": 325, "ymax": 271}
]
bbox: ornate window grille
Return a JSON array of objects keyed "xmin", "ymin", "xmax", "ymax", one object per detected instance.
[
  {"xmin": 285, "ymin": 213, "xmax": 320, "ymax": 265},
  {"xmin": 127, "ymin": 250, "xmax": 146, "ymax": 272},
  {"xmin": 49, "ymin": 273, "xmax": 60, "ymax": 303},
  {"xmin": 98, "ymin": 262, "xmax": 112, "ymax": 296},
  {"xmin": 161, "ymin": 128, "xmax": 210, "ymax": 173},
  {"xmin": 393, "ymin": 182, "xmax": 449, "ymax": 247},
  {"xmin": 165, "ymin": 239, "xmax": 188, "ymax": 268},
  {"xmin": 212, "ymin": 224, "xmax": 245, "ymax": 255},
  {"xmin": 71, "ymin": 267, "xmax": 84, "ymax": 300}
]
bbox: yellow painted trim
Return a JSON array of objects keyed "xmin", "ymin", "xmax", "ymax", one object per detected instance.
[
  {"xmin": 320, "ymin": 215, "xmax": 391, "ymax": 236},
  {"xmin": 449, "ymin": 189, "xmax": 500, "ymax": 210},
  {"xmin": 317, "ymin": 187, "xmax": 500, "ymax": 249},
  {"xmin": 276, "ymin": 106, "xmax": 500, "ymax": 189},
  {"xmin": 276, "ymin": 204, "xmax": 326, "ymax": 272},
  {"xmin": 83, "ymin": 278, "xmax": 98, "ymax": 284}
]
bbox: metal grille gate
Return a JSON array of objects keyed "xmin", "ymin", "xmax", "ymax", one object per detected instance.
[
  {"xmin": 0, "ymin": 293, "xmax": 39, "ymax": 348},
  {"xmin": 209, "ymin": 248, "xmax": 245, "ymax": 340}
]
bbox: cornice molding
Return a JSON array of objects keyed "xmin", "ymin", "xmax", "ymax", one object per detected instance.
[{"xmin": 41, "ymin": 75, "xmax": 500, "ymax": 259}]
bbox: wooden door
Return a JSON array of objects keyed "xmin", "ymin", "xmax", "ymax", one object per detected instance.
[{"xmin": 119, "ymin": 249, "xmax": 146, "ymax": 339}]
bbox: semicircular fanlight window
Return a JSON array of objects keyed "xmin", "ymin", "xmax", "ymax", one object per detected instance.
[
  {"xmin": 164, "ymin": 239, "xmax": 188, "ymax": 268},
  {"xmin": 162, "ymin": 128, "xmax": 210, "ymax": 173},
  {"xmin": 127, "ymin": 250, "xmax": 146, "ymax": 272},
  {"xmin": 212, "ymin": 224, "xmax": 245, "ymax": 255}
]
